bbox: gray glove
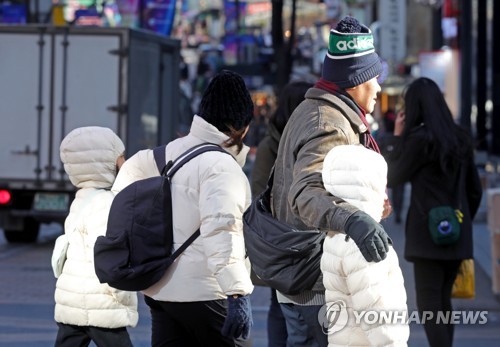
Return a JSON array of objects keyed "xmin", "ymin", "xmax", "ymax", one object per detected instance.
[{"xmin": 344, "ymin": 211, "xmax": 392, "ymax": 262}]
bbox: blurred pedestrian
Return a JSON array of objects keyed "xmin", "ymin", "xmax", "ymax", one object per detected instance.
[
  {"xmin": 112, "ymin": 70, "xmax": 255, "ymax": 346},
  {"xmin": 251, "ymin": 81, "xmax": 312, "ymax": 196},
  {"xmin": 380, "ymin": 108, "xmax": 405, "ymax": 223},
  {"xmin": 192, "ymin": 54, "xmax": 214, "ymax": 114},
  {"xmin": 380, "ymin": 77, "xmax": 483, "ymax": 347},
  {"xmin": 250, "ymin": 80, "xmax": 313, "ymax": 347},
  {"xmin": 177, "ymin": 56, "xmax": 194, "ymax": 137},
  {"xmin": 55, "ymin": 126, "xmax": 138, "ymax": 347},
  {"xmin": 321, "ymin": 144, "xmax": 409, "ymax": 346},
  {"xmin": 271, "ymin": 16, "xmax": 391, "ymax": 347}
]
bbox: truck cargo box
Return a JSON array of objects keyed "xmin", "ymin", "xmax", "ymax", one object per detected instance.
[{"xmin": 0, "ymin": 25, "xmax": 180, "ymax": 242}]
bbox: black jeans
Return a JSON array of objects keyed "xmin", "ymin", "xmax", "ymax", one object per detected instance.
[
  {"xmin": 54, "ymin": 323, "xmax": 133, "ymax": 347},
  {"xmin": 144, "ymin": 295, "xmax": 250, "ymax": 347},
  {"xmin": 413, "ymin": 258, "xmax": 461, "ymax": 347}
]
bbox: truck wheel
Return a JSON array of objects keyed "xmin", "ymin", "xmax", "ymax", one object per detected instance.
[{"xmin": 3, "ymin": 218, "xmax": 40, "ymax": 243}]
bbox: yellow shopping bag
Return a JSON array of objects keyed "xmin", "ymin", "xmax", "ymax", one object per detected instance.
[{"xmin": 452, "ymin": 259, "xmax": 475, "ymax": 299}]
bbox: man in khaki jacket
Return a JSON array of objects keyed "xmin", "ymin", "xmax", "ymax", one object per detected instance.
[{"xmin": 271, "ymin": 16, "xmax": 391, "ymax": 346}]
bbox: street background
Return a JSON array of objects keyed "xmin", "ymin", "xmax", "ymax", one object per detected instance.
[
  {"xmin": 1, "ymin": 1, "xmax": 500, "ymax": 346},
  {"xmin": 1, "ymin": 184, "xmax": 500, "ymax": 347}
]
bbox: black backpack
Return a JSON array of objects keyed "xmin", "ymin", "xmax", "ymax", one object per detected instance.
[
  {"xmin": 94, "ymin": 143, "xmax": 227, "ymax": 291},
  {"xmin": 243, "ymin": 168, "xmax": 326, "ymax": 295}
]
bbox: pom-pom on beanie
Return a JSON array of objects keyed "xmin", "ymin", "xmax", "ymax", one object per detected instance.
[
  {"xmin": 199, "ymin": 70, "xmax": 254, "ymax": 133},
  {"xmin": 322, "ymin": 16, "xmax": 383, "ymax": 88}
]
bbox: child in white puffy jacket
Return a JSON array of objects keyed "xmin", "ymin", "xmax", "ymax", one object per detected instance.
[
  {"xmin": 54, "ymin": 126, "xmax": 138, "ymax": 347},
  {"xmin": 320, "ymin": 144, "xmax": 409, "ymax": 347}
]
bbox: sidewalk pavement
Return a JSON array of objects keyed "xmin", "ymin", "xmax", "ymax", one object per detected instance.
[
  {"xmin": 473, "ymin": 153, "xmax": 500, "ymax": 289},
  {"xmin": 473, "ymin": 223, "xmax": 494, "ymax": 284}
]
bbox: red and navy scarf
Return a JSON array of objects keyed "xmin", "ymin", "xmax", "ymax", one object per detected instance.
[{"xmin": 315, "ymin": 78, "xmax": 380, "ymax": 153}]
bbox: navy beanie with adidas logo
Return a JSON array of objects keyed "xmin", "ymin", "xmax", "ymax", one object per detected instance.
[{"xmin": 322, "ymin": 16, "xmax": 383, "ymax": 89}]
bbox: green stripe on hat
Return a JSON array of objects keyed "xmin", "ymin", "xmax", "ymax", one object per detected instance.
[{"xmin": 329, "ymin": 31, "xmax": 375, "ymax": 56}]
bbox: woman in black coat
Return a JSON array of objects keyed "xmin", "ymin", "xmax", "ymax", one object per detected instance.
[
  {"xmin": 380, "ymin": 77, "xmax": 483, "ymax": 347},
  {"xmin": 249, "ymin": 80, "xmax": 312, "ymax": 347}
]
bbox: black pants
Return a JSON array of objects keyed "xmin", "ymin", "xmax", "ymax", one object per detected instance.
[
  {"xmin": 144, "ymin": 295, "xmax": 250, "ymax": 347},
  {"xmin": 390, "ymin": 184, "xmax": 405, "ymax": 222},
  {"xmin": 54, "ymin": 323, "xmax": 133, "ymax": 347},
  {"xmin": 413, "ymin": 258, "xmax": 461, "ymax": 347}
]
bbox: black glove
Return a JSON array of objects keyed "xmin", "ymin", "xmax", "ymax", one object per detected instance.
[
  {"xmin": 344, "ymin": 210, "xmax": 392, "ymax": 262},
  {"xmin": 221, "ymin": 295, "xmax": 253, "ymax": 339}
]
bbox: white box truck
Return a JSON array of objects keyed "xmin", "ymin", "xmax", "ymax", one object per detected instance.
[{"xmin": 0, "ymin": 25, "xmax": 181, "ymax": 242}]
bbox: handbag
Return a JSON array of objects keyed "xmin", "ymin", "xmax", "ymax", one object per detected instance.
[
  {"xmin": 428, "ymin": 207, "xmax": 463, "ymax": 245},
  {"xmin": 428, "ymin": 164, "xmax": 465, "ymax": 246},
  {"xmin": 51, "ymin": 234, "xmax": 69, "ymax": 278},
  {"xmin": 243, "ymin": 167, "xmax": 326, "ymax": 295},
  {"xmin": 452, "ymin": 259, "xmax": 475, "ymax": 299}
]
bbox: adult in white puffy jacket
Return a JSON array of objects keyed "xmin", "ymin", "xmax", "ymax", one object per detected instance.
[
  {"xmin": 112, "ymin": 70, "xmax": 254, "ymax": 346},
  {"xmin": 55, "ymin": 126, "xmax": 138, "ymax": 347},
  {"xmin": 320, "ymin": 145, "xmax": 409, "ymax": 347}
]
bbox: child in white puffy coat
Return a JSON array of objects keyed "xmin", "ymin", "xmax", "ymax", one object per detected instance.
[
  {"xmin": 320, "ymin": 144, "xmax": 409, "ymax": 347},
  {"xmin": 54, "ymin": 126, "xmax": 138, "ymax": 347}
]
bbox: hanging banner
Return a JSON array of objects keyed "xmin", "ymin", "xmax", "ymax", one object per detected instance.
[
  {"xmin": 116, "ymin": 0, "xmax": 141, "ymax": 27},
  {"xmin": 377, "ymin": 0, "xmax": 406, "ymax": 63},
  {"xmin": 0, "ymin": 3, "xmax": 27, "ymax": 24},
  {"xmin": 142, "ymin": 0, "xmax": 177, "ymax": 36},
  {"xmin": 224, "ymin": 0, "xmax": 247, "ymax": 34}
]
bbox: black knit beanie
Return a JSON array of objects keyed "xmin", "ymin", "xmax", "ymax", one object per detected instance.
[
  {"xmin": 199, "ymin": 70, "xmax": 254, "ymax": 133},
  {"xmin": 322, "ymin": 16, "xmax": 382, "ymax": 88}
]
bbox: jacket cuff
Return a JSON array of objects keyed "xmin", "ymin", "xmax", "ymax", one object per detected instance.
[{"xmin": 216, "ymin": 262, "xmax": 254, "ymax": 296}]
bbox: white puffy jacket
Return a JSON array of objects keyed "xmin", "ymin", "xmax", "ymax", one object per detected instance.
[
  {"xmin": 321, "ymin": 145, "xmax": 409, "ymax": 346},
  {"xmin": 112, "ymin": 116, "xmax": 253, "ymax": 302},
  {"xmin": 55, "ymin": 126, "xmax": 138, "ymax": 328}
]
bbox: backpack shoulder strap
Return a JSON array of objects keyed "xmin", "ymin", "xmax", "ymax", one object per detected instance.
[
  {"xmin": 165, "ymin": 143, "xmax": 229, "ymax": 262},
  {"xmin": 169, "ymin": 229, "xmax": 201, "ymax": 260},
  {"xmin": 167, "ymin": 143, "xmax": 228, "ymax": 178},
  {"xmin": 153, "ymin": 145, "xmax": 168, "ymax": 174}
]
